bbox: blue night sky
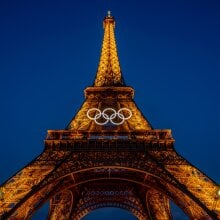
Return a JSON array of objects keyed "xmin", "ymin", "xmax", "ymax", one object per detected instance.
[{"xmin": 0, "ymin": 0, "xmax": 220, "ymax": 219}]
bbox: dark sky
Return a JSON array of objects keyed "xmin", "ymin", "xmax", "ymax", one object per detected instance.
[{"xmin": 0, "ymin": 0, "xmax": 220, "ymax": 219}]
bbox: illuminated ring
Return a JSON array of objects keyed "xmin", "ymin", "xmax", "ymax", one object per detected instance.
[
  {"xmin": 103, "ymin": 108, "xmax": 117, "ymax": 120},
  {"xmin": 87, "ymin": 108, "xmax": 108, "ymax": 125},
  {"xmin": 110, "ymin": 110, "xmax": 125, "ymax": 125},
  {"xmin": 110, "ymin": 117, "xmax": 125, "ymax": 125},
  {"xmin": 87, "ymin": 108, "xmax": 101, "ymax": 120},
  {"xmin": 118, "ymin": 108, "xmax": 132, "ymax": 120},
  {"xmin": 101, "ymin": 108, "xmax": 116, "ymax": 125},
  {"xmin": 87, "ymin": 108, "xmax": 109, "ymax": 125},
  {"xmin": 110, "ymin": 108, "xmax": 132, "ymax": 125}
]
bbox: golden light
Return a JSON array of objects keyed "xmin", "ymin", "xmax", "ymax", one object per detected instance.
[
  {"xmin": 217, "ymin": 188, "xmax": 220, "ymax": 198},
  {"xmin": 0, "ymin": 188, "xmax": 3, "ymax": 200}
]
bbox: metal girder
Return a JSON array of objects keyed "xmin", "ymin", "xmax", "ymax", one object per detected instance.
[{"xmin": 0, "ymin": 148, "xmax": 219, "ymax": 219}]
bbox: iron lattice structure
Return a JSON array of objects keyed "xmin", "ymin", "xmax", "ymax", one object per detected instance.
[{"xmin": 0, "ymin": 13, "xmax": 220, "ymax": 220}]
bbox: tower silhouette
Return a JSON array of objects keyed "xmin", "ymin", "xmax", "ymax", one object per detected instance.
[{"xmin": 0, "ymin": 12, "xmax": 219, "ymax": 220}]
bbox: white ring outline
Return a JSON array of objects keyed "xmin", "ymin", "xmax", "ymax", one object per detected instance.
[
  {"xmin": 87, "ymin": 108, "xmax": 108, "ymax": 125},
  {"xmin": 87, "ymin": 107, "xmax": 132, "ymax": 126}
]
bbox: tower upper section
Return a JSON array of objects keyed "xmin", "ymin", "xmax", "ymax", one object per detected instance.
[
  {"xmin": 65, "ymin": 12, "xmax": 153, "ymax": 132},
  {"xmin": 94, "ymin": 12, "xmax": 124, "ymax": 86}
]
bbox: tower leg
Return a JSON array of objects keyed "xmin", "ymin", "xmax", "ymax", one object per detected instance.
[
  {"xmin": 146, "ymin": 189, "xmax": 172, "ymax": 220},
  {"xmin": 47, "ymin": 190, "xmax": 74, "ymax": 220}
]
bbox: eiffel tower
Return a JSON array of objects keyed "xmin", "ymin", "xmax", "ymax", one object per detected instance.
[{"xmin": 0, "ymin": 12, "xmax": 220, "ymax": 220}]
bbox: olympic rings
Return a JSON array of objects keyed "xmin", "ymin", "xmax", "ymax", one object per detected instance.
[{"xmin": 87, "ymin": 107, "xmax": 132, "ymax": 125}]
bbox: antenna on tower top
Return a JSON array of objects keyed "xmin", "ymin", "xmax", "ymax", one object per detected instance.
[{"xmin": 107, "ymin": 10, "xmax": 111, "ymax": 17}]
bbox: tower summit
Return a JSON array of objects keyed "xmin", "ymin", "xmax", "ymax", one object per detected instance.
[{"xmin": 94, "ymin": 11, "xmax": 124, "ymax": 86}]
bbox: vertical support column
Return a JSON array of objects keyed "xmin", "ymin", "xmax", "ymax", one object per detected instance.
[
  {"xmin": 146, "ymin": 189, "xmax": 172, "ymax": 220},
  {"xmin": 47, "ymin": 190, "xmax": 73, "ymax": 220}
]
